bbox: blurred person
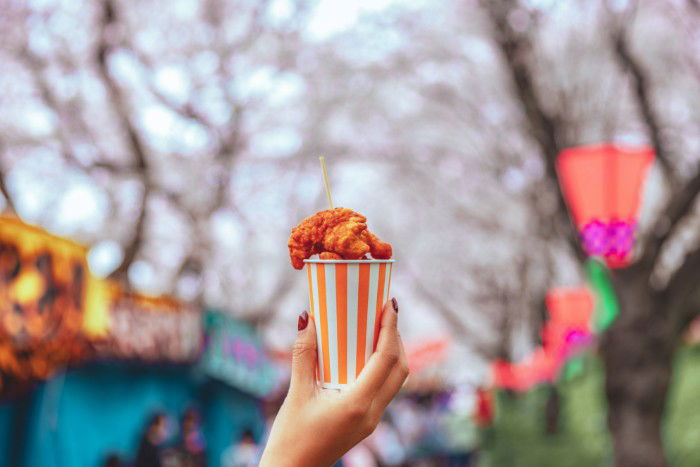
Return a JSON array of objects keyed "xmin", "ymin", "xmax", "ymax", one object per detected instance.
[
  {"xmin": 439, "ymin": 398, "xmax": 479, "ymax": 467},
  {"xmin": 259, "ymin": 299, "xmax": 408, "ymax": 466},
  {"xmin": 135, "ymin": 412, "xmax": 169, "ymax": 467},
  {"xmin": 103, "ymin": 453, "xmax": 124, "ymax": 467},
  {"xmin": 176, "ymin": 407, "xmax": 207, "ymax": 467},
  {"xmin": 404, "ymin": 391, "xmax": 450, "ymax": 463},
  {"xmin": 221, "ymin": 430, "xmax": 260, "ymax": 467},
  {"xmin": 473, "ymin": 388, "xmax": 493, "ymax": 429}
]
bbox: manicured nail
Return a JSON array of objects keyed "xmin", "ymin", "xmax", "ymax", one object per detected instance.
[
  {"xmin": 391, "ymin": 297, "xmax": 399, "ymax": 314},
  {"xmin": 298, "ymin": 311, "xmax": 309, "ymax": 331}
]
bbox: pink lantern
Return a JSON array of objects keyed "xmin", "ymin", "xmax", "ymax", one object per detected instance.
[{"xmin": 557, "ymin": 144, "xmax": 655, "ymax": 268}]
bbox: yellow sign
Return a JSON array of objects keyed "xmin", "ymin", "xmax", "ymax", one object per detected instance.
[{"xmin": 0, "ymin": 216, "xmax": 91, "ymax": 381}]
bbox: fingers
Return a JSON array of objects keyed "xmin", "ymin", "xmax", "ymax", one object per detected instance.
[
  {"xmin": 372, "ymin": 331, "xmax": 409, "ymax": 412},
  {"xmin": 351, "ymin": 298, "xmax": 407, "ymax": 402},
  {"xmin": 289, "ymin": 311, "xmax": 318, "ymax": 398}
]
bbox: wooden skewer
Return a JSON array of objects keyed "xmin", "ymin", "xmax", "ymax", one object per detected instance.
[{"xmin": 319, "ymin": 156, "xmax": 334, "ymax": 209}]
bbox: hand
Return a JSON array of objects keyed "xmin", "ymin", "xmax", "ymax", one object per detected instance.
[{"xmin": 260, "ymin": 298, "xmax": 408, "ymax": 467}]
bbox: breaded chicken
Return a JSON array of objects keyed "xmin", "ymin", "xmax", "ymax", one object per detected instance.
[{"xmin": 288, "ymin": 207, "xmax": 393, "ymax": 269}]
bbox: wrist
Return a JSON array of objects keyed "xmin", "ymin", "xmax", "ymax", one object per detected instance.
[
  {"xmin": 260, "ymin": 439, "xmax": 335, "ymax": 467},
  {"xmin": 260, "ymin": 446, "xmax": 312, "ymax": 467}
]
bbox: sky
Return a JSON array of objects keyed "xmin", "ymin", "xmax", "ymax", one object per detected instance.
[{"xmin": 305, "ymin": 0, "xmax": 400, "ymax": 39}]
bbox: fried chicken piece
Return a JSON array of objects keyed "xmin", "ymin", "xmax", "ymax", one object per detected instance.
[
  {"xmin": 361, "ymin": 230, "xmax": 393, "ymax": 259},
  {"xmin": 288, "ymin": 207, "xmax": 392, "ymax": 269},
  {"xmin": 319, "ymin": 252, "xmax": 343, "ymax": 260}
]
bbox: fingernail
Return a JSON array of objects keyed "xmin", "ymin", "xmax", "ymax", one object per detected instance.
[
  {"xmin": 297, "ymin": 311, "xmax": 309, "ymax": 331},
  {"xmin": 391, "ymin": 297, "xmax": 399, "ymax": 314}
]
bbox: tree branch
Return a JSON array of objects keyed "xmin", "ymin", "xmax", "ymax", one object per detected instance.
[
  {"xmin": 0, "ymin": 148, "xmax": 16, "ymax": 214},
  {"xmin": 96, "ymin": 0, "xmax": 151, "ymax": 283},
  {"xmin": 642, "ymin": 168, "xmax": 700, "ymax": 273},
  {"xmin": 128, "ymin": 48, "xmax": 217, "ymax": 129},
  {"xmin": 611, "ymin": 29, "xmax": 675, "ymax": 181},
  {"xmin": 481, "ymin": 0, "xmax": 584, "ymax": 262},
  {"xmin": 18, "ymin": 47, "xmax": 80, "ymax": 167},
  {"xmin": 16, "ymin": 30, "xmax": 132, "ymax": 177},
  {"xmin": 607, "ymin": 14, "xmax": 700, "ymax": 286}
]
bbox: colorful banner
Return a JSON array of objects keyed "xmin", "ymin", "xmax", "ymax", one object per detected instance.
[
  {"xmin": 96, "ymin": 290, "xmax": 202, "ymax": 362},
  {"xmin": 0, "ymin": 216, "xmax": 92, "ymax": 385},
  {"xmin": 198, "ymin": 311, "xmax": 277, "ymax": 397}
]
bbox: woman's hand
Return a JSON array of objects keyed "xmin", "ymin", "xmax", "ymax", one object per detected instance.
[{"xmin": 260, "ymin": 298, "xmax": 409, "ymax": 467}]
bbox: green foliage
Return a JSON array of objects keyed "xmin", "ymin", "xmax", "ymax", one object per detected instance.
[
  {"xmin": 479, "ymin": 349, "xmax": 700, "ymax": 467},
  {"xmin": 665, "ymin": 346, "xmax": 700, "ymax": 466}
]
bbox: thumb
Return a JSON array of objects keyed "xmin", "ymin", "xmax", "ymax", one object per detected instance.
[{"xmin": 289, "ymin": 310, "xmax": 318, "ymax": 397}]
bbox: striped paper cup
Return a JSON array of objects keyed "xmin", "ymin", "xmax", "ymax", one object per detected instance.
[{"xmin": 304, "ymin": 259, "xmax": 394, "ymax": 390}]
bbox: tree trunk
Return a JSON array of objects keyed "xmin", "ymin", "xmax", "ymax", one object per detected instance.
[{"xmin": 600, "ymin": 269, "xmax": 674, "ymax": 467}]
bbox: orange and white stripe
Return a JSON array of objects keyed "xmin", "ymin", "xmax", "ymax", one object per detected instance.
[{"xmin": 305, "ymin": 259, "xmax": 394, "ymax": 389}]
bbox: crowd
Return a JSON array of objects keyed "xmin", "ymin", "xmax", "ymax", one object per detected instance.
[
  {"xmin": 99, "ymin": 387, "xmax": 488, "ymax": 467},
  {"xmin": 102, "ymin": 408, "xmax": 262, "ymax": 467},
  {"xmin": 340, "ymin": 390, "xmax": 485, "ymax": 467}
]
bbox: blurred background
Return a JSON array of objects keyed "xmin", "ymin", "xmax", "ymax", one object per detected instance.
[{"xmin": 2, "ymin": 0, "xmax": 700, "ymax": 465}]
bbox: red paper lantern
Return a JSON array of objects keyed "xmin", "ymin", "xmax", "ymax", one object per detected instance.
[
  {"xmin": 491, "ymin": 287, "xmax": 594, "ymax": 391},
  {"xmin": 542, "ymin": 287, "xmax": 594, "ymax": 358},
  {"xmin": 557, "ymin": 144, "xmax": 655, "ymax": 268}
]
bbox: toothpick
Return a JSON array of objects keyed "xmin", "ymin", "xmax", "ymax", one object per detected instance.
[{"xmin": 319, "ymin": 156, "xmax": 334, "ymax": 209}]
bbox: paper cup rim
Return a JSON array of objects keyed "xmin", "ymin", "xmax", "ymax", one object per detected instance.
[{"xmin": 303, "ymin": 259, "xmax": 395, "ymax": 264}]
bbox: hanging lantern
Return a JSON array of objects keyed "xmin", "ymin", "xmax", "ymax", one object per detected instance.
[
  {"xmin": 491, "ymin": 286, "xmax": 595, "ymax": 392},
  {"xmin": 556, "ymin": 144, "xmax": 655, "ymax": 268},
  {"xmin": 543, "ymin": 287, "xmax": 595, "ymax": 358}
]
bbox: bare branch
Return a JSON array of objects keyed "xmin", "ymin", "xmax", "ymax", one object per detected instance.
[
  {"xmin": 15, "ymin": 24, "xmax": 132, "ymax": 177},
  {"xmin": 688, "ymin": 0, "xmax": 700, "ymax": 14},
  {"xmin": 96, "ymin": 0, "xmax": 151, "ymax": 283},
  {"xmin": 605, "ymin": 9, "xmax": 700, "ymax": 284},
  {"xmin": 0, "ymin": 147, "xmax": 16, "ymax": 214},
  {"xmin": 611, "ymin": 29, "xmax": 675, "ymax": 182},
  {"xmin": 643, "ymin": 168, "xmax": 700, "ymax": 272},
  {"xmin": 128, "ymin": 49, "xmax": 217, "ymax": 129},
  {"xmin": 481, "ymin": 0, "xmax": 585, "ymax": 262}
]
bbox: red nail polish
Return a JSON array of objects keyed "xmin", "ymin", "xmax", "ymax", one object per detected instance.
[
  {"xmin": 391, "ymin": 297, "xmax": 399, "ymax": 313},
  {"xmin": 298, "ymin": 311, "xmax": 309, "ymax": 331}
]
